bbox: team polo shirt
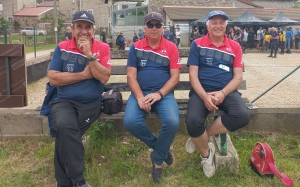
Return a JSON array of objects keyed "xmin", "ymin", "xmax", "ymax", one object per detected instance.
[
  {"xmin": 127, "ymin": 36, "xmax": 181, "ymax": 90},
  {"xmin": 49, "ymin": 37, "xmax": 111, "ymax": 103},
  {"xmin": 187, "ymin": 34, "xmax": 243, "ymax": 92}
]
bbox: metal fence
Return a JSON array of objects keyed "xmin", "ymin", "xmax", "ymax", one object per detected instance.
[{"xmin": 1, "ymin": 24, "xmax": 299, "ymax": 109}]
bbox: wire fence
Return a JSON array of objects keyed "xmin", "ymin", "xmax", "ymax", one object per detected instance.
[{"xmin": 1, "ymin": 25, "xmax": 299, "ymax": 108}]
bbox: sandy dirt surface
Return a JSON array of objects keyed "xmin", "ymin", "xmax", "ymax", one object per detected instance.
[{"xmin": 25, "ymin": 52, "xmax": 300, "ymax": 109}]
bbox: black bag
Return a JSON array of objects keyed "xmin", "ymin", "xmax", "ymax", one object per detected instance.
[{"xmin": 102, "ymin": 89, "xmax": 123, "ymax": 115}]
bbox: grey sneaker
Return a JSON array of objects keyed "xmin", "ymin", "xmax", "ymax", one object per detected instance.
[
  {"xmin": 200, "ymin": 142, "xmax": 216, "ymax": 178},
  {"xmin": 76, "ymin": 183, "xmax": 92, "ymax": 187},
  {"xmin": 185, "ymin": 137, "xmax": 197, "ymax": 154}
]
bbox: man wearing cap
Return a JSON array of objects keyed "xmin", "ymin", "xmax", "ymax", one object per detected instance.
[
  {"xmin": 48, "ymin": 11, "xmax": 111, "ymax": 187},
  {"xmin": 123, "ymin": 12, "xmax": 181, "ymax": 183},
  {"xmin": 185, "ymin": 10, "xmax": 250, "ymax": 178}
]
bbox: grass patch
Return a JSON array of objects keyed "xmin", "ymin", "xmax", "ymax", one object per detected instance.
[{"xmin": 0, "ymin": 126, "xmax": 299, "ymax": 187}]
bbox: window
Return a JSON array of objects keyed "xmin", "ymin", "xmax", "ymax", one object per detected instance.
[
  {"xmin": 8, "ymin": 17, "xmax": 13, "ymax": 22},
  {"xmin": 0, "ymin": 4, "xmax": 3, "ymax": 11},
  {"xmin": 72, "ymin": 0, "xmax": 75, "ymax": 3},
  {"xmin": 87, "ymin": 9, "xmax": 93, "ymax": 14}
]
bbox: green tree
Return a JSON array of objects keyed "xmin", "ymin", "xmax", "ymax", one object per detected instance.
[
  {"xmin": 41, "ymin": 15, "xmax": 65, "ymax": 32},
  {"xmin": 131, "ymin": 0, "xmax": 145, "ymax": 16},
  {"xmin": 0, "ymin": 15, "xmax": 10, "ymax": 29}
]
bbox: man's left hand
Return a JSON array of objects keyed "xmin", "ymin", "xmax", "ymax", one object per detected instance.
[{"xmin": 207, "ymin": 90, "xmax": 225, "ymax": 105}]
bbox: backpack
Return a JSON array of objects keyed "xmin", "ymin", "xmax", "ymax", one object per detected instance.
[
  {"xmin": 102, "ymin": 89, "xmax": 123, "ymax": 115},
  {"xmin": 249, "ymin": 142, "xmax": 293, "ymax": 186},
  {"xmin": 116, "ymin": 35, "xmax": 121, "ymax": 46}
]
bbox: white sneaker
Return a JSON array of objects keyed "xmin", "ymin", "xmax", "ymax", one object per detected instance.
[
  {"xmin": 185, "ymin": 137, "xmax": 197, "ymax": 154},
  {"xmin": 200, "ymin": 142, "xmax": 216, "ymax": 178}
]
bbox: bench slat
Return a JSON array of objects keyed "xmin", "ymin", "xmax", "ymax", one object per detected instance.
[{"xmin": 105, "ymin": 80, "xmax": 246, "ymax": 91}]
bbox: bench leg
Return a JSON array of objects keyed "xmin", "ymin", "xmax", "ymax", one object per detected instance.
[{"xmin": 212, "ymin": 116, "xmax": 227, "ymax": 156}]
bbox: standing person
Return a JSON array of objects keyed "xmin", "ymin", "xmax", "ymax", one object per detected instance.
[
  {"xmin": 233, "ymin": 26, "xmax": 242, "ymax": 45},
  {"xmin": 116, "ymin": 32, "xmax": 126, "ymax": 50},
  {"xmin": 268, "ymin": 27, "xmax": 279, "ymax": 58},
  {"xmin": 48, "ymin": 11, "xmax": 111, "ymax": 187},
  {"xmin": 294, "ymin": 28, "xmax": 300, "ymax": 49},
  {"xmin": 138, "ymin": 29, "xmax": 144, "ymax": 40},
  {"xmin": 227, "ymin": 27, "xmax": 234, "ymax": 40},
  {"xmin": 242, "ymin": 28, "xmax": 248, "ymax": 53},
  {"xmin": 133, "ymin": 32, "xmax": 139, "ymax": 43},
  {"xmin": 100, "ymin": 28, "xmax": 107, "ymax": 43},
  {"xmin": 256, "ymin": 27, "xmax": 263, "ymax": 51},
  {"xmin": 263, "ymin": 28, "xmax": 271, "ymax": 51},
  {"xmin": 65, "ymin": 26, "xmax": 72, "ymax": 40},
  {"xmin": 175, "ymin": 27, "xmax": 181, "ymax": 47},
  {"xmin": 285, "ymin": 27, "xmax": 293, "ymax": 53},
  {"xmin": 185, "ymin": 10, "xmax": 250, "ymax": 178},
  {"xmin": 279, "ymin": 27, "xmax": 286, "ymax": 55},
  {"xmin": 163, "ymin": 28, "xmax": 173, "ymax": 42},
  {"xmin": 247, "ymin": 27, "xmax": 255, "ymax": 50},
  {"xmin": 190, "ymin": 26, "xmax": 200, "ymax": 45},
  {"xmin": 123, "ymin": 12, "xmax": 181, "ymax": 183}
]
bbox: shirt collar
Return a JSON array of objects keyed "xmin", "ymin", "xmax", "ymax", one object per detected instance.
[
  {"xmin": 143, "ymin": 36, "xmax": 166, "ymax": 49},
  {"xmin": 203, "ymin": 33, "xmax": 229, "ymax": 48}
]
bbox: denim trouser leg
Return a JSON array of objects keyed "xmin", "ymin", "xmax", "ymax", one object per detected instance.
[{"xmin": 123, "ymin": 91, "xmax": 180, "ymax": 165}]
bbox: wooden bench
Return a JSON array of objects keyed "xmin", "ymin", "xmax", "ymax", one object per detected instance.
[{"xmin": 100, "ymin": 64, "xmax": 249, "ymax": 156}]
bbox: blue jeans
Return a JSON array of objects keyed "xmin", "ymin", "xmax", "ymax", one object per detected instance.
[
  {"xmin": 285, "ymin": 38, "xmax": 291, "ymax": 48},
  {"xmin": 123, "ymin": 90, "xmax": 180, "ymax": 165}
]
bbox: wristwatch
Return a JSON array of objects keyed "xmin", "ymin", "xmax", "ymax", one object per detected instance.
[{"xmin": 87, "ymin": 54, "xmax": 97, "ymax": 62}]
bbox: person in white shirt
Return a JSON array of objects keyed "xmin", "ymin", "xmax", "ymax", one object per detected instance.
[
  {"xmin": 256, "ymin": 27, "xmax": 263, "ymax": 50},
  {"xmin": 242, "ymin": 28, "xmax": 248, "ymax": 53},
  {"xmin": 175, "ymin": 28, "xmax": 181, "ymax": 48}
]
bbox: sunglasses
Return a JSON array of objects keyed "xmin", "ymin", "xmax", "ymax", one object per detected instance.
[{"xmin": 146, "ymin": 22, "xmax": 163, "ymax": 29}]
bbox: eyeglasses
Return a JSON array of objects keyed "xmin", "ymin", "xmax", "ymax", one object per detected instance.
[{"xmin": 146, "ymin": 22, "xmax": 163, "ymax": 29}]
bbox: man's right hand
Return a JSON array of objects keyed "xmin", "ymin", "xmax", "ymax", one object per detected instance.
[
  {"xmin": 137, "ymin": 97, "xmax": 151, "ymax": 113},
  {"xmin": 203, "ymin": 94, "xmax": 218, "ymax": 112}
]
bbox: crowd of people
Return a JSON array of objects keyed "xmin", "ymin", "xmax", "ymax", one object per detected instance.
[{"xmin": 225, "ymin": 25, "xmax": 300, "ymax": 57}]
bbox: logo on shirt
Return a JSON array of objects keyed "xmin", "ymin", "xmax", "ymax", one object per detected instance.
[
  {"xmin": 161, "ymin": 49, "xmax": 166, "ymax": 54},
  {"xmin": 140, "ymin": 60, "xmax": 147, "ymax": 67},
  {"xmin": 226, "ymin": 47, "xmax": 232, "ymax": 52},
  {"xmin": 206, "ymin": 58, "xmax": 213, "ymax": 65},
  {"xmin": 66, "ymin": 64, "xmax": 74, "ymax": 72}
]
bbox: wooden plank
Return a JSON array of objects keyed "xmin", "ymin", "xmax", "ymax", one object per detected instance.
[
  {"xmin": 105, "ymin": 80, "xmax": 246, "ymax": 91},
  {"xmin": 0, "ymin": 95, "xmax": 24, "ymax": 107},
  {"xmin": 111, "ymin": 65, "xmax": 244, "ymax": 75}
]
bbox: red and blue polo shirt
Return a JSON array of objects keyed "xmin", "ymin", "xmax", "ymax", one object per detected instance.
[
  {"xmin": 127, "ymin": 36, "xmax": 181, "ymax": 90},
  {"xmin": 49, "ymin": 37, "xmax": 111, "ymax": 103},
  {"xmin": 187, "ymin": 34, "xmax": 243, "ymax": 92}
]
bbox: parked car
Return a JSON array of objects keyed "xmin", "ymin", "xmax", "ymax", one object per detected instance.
[{"xmin": 21, "ymin": 27, "xmax": 47, "ymax": 36}]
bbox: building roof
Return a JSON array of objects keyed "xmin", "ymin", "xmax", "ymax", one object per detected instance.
[
  {"xmin": 236, "ymin": 0, "xmax": 264, "ymax": 8},
  {"xmin": 13, "ymin": 7, "xmax": 53, "ymax": 17},
  {"xmin": 163, "ymin": 6, "xmax": 300, "ymax": 22}
]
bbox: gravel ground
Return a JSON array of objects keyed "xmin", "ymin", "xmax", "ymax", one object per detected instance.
[{"xmin": 25, "ymin": 52, "xmax": 300, "ymax": 109}]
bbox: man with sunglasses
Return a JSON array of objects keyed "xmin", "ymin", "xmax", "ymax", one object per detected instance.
[
  {"xmin": 124, "ymin": 12, "xmax": 181, "ymax": 183},
  {"xmin": 185, "ymin": 10, "xmax": 250, "ymax": 178},
  {"xmin": 47, "ymin": 11, "xmax": 111, "ymax": 187}
]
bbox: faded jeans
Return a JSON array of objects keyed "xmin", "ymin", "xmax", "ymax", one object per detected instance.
[{"xmin": 123, "ymin": 90, "xmax": 180, "ymax": 165}]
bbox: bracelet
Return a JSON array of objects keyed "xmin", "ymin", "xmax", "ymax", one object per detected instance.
[
  {"xmin": 220, "ymin": 90, "xmax": 226, "ymax": 98},
  {"xmin": 157, "ymin": 91, "xmax": 164, "ymax": 99}
]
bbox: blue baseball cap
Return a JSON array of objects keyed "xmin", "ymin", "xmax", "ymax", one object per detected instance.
[{"xmin": 207, "ymin": 10, "xmax": 228, "ymax": 20}]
